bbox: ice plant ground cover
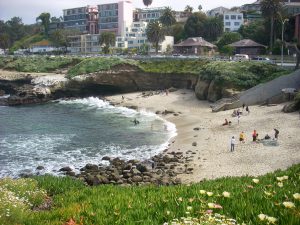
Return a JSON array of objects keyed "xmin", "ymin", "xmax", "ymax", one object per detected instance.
[{"xmin": 0, "ymin": 164, "xmax": 299, "ymax": 225}]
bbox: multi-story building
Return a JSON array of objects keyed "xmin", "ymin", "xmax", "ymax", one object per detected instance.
[
  {"xmin": 240, "ymin": 0, "xmax": 261, "ymax": 12},
  {"xmin": 68, "ymin": 34, "xmax": 101, "ymax": 54},
  {"xmin": 207, "ymin": 6, "xmax": 230, "ymax": 17},
  {"xmin": 63, "ymin": 6, "xmax": 89, "ymax": 33},
  {"xmin": 223, "ymin": 12, "xmax": 244, "ymax": 32},
  {"xmin": 115, "ymin": 21, "xmax": 174, "ymax": 53},
  {"xmin": 98, "ymin": 0, "xmax": 133, "ymax": 36},
  {"xmin": 133, "ymin": 7, "xmax": 164, "ymax": 22}
]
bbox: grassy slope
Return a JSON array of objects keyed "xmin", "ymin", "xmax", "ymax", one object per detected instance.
[
  {"xmin": 1, "ymin": 164, "xmax": 299, "ymax": 225},
  {"xmin": 9, "ymin": 34, "xmax": 45, "ymax": 54},
  {"xmin": 198, "ymin": 61, "xmax": 290, "ymax": 90},
  {"xmin": 0, "ymin": 56, "xmax": 82, "ymax": 73}
]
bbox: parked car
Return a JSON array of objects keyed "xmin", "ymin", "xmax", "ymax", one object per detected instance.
[
  {"xmin": 233, "ymin": 54, "xmax": 250, "ymax": 62},
  {"xmin": 251, "ymin": 56, "xmax": 275, "ymax": 64}
]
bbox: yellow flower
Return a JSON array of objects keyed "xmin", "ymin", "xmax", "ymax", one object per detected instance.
[
  {"xmin": 258, "ymin": 214, "xmax": 267, "ymax": 221},
  {"xmin": 264, "ymin": 191, "xmax": 272, "ymax": 196},
  {"xmin": 277, "ymin": 182, "xmax": 283, "ymax": 187},
  {"xmin": 187, "ymin": 206, "xmax": 192, "ymax": 211},
  {"xmin": 199, "ymin": 190, "xmax": 206, "ymax": 194},
  {"xmin": 276, "ymin": 177, "xmax": 284, "ymax": 182},
  {"xmin": 252, "ymin": 179, "xmax": 259, "ymax": 184},
  {"xmin": 283, "ymin": 201, "xmax": 295, "ymax": 208},
  {"xmin": 208, "ymin": 203, "xmax": 215, "ymax": 208},
  {"xmin": 166, "ymin": 210, "xmax": 170, "ymax": 215},
  {"xmin": 178, "ymin": 197, "xmax": 183, "ymax": 202},
  {"xmin": 267, "ymin": 216, "xmax": 277, "ymax": 224},
  {"xmin": 293, "ymin": 193, "xmax": 300, "ymax": 200},
  {"xmin": 283, "ymin": 175, "xmax": 288, "ymax": 180},
  {"xmin": 222, "ymin": 191, "xmax": 230, "ymax": 198},
  {"xmin": 207, "ymin": 192, "xmax": 213, "ymax": 196},
  {"xmin": 188, "ymin": 198, "xmax": 194, "ymax": 203}
]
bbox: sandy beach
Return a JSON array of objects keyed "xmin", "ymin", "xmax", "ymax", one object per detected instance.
[{"xmin": 107, "ymin": 89, "xmax": 300, "ymax": 183}]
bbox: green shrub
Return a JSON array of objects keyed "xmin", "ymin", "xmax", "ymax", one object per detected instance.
[{"xmin": 199, "ymin": 61, "xmax": 289, "ymax": 89}]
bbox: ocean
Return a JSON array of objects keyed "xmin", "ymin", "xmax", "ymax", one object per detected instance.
[{"xmin": 0, "ymin": 97, "xmax": 176, "ymax": 178}]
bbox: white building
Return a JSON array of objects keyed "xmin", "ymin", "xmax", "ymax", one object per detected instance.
[
  {"xmin": 68, "ymin": 34, "xmax": 101, "ymax": 54},
  {"xmin": 115, "ymin": 21, "xmax": 174, "ymax": 53},
  {"xmin": 223, "ymin": 12, "xmax": 244, "ymax": 32},
  {"xmin": 29, "ymin": 40, "xmax": 62, "ymax": 53}
]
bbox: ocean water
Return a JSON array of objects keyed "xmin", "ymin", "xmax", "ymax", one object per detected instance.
[{"xmin": 0, "ymin": 97, "xmax": 176, "ymax": 178}]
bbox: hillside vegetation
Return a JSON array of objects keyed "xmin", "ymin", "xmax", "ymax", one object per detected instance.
[
  {"xmin": 199, "ymin": 61, "xmax": 289, "ymax": 89},
  {"xmin": 0, "ymin": 164, "xmax": 299, "ymax": 225},
  {"xmin": 0, "ymin": 56, "xmax": 82, "ymax": 73}
]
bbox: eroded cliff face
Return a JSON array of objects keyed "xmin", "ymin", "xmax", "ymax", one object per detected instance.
[{"xmin": 0, "ymin": 66, "xmax": 199, "ymax": 105}]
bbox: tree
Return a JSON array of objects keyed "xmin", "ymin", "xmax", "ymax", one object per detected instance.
[
  {"xmin": 203, "ymin": 17, "xmax": 223, "ymax": 42},
  {"xmin": 143, "ymin": 0, "xmax": 153, "ymax": 7},
  {"xmin": 261, "ymin": 0, "xmax": 283, "ymax": 51},
  {"xmin": 5, "ymin": 17, "xmax": 26, "ymax": 43},
  {"xmin": 146, "ymin": 21, "xmax": 165, "ymax": 54},
  {"xmin": 36, "ymin": 12, "xmax": 51, "ymax": 37},
  {"xmin": 184, "ymin": 12, "xmax": 207, "ymax": 38},
  {"xmin": 0, "ymin": 33, "xmax": 10, "ymax": 49},
  {"xmin": 159, "ymin": 7, "xmax": 176, "ymax": 28},
  {"xmin": 100, "ymin": 32, "xmax": 116, "ymax": 54},
  {"xmin": 198, "ymin": 5, "xmax": 202, "ymax": 11},
  {"xmin": 184, "ymin": 5, "xmax": 194, "ymax": 14},
  {"xmin": 238, "ymin": 20, "xmax": 269, "ymax": 45},
  {"xmin": 217, "ymin": 32, "xmax": 242, "ymax": 53},
  {"xmin": 171, "ymin": 23, "xmax": 186, "ymax": 43},
  {"xmin": 50, "ymin": 29, "xmax": 81, "ymax": 52}
]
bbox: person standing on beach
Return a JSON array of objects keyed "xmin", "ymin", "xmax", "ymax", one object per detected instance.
[
  {"xmin": 246, "ymin": 106, "xmax": 250, "ymax": 114},
  {"xmin": 274, "ymin": 128, "xmax": 279, "ymax": 140},
  {"xmin": 242, "ymin": 103, "xmax": 245, "ymax": 110},
  {"xmin": 230, "ymin": 136, "xmax": 235, "ymax": 152},
  {"xmin": 252, "ymin": 130, "xmax": 257, "ymax": 142},
  {"xmin": 237, "ymin": 114, "xmax": 240, "ymax": 124}
]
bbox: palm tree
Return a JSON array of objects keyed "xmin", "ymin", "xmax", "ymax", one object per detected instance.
[
  {"xmin": 261, "ymin": 0, "xmax": 283, "ymax": 51},
  {"xmin": 36, "ymin": 12, "xmax": 50, "ymax": 37},
  {"xmin": 99, "ymin": 32, "xmax": 116, "ymax": 54},
  {"xmin": 143, "ymin": 0, "xmax": 153, "ymax": 7},
  {"xmin": 159, "ymin": 7, "xmax": 176, "ymax": 28},
  {"xmin": 146, "ymin": 21, "xmax": 165, "ymax": 54}
]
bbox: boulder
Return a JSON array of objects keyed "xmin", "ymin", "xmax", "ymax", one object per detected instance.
[
  {"xmin": 36, "ymin": 166, "xmax": 45, "ymax": 170},
  {"xmin": 192, "ymin": 142, "xmax": 197, "ymax": 147},
  {"xmin": 207, "ymin": 80, "xmax": 223, "ymax": 102},
  {"xmin": 102, "ymin": 156, "xmax": 111, "ymax": 161},
  {"xmin": 85, "ymin": 164, "xmax": 99, "ymax": 171},
  {"xmin": 282, "ymin": 102, "xmax": 298, "ymax": 113},
  {"xmin": 59, "ymin": 166, "xmax": 72, "ymax": 172},
  {"xmin": 136, "ymin": 164, "xmax": 148, "ymax": 173},
  {"xmin": 131, "ymin": 175, "xmax": 143, "ymax": 183},
  {"xmin": 195, "ymin": 79, "xmax": 210, "ymax": 100}
]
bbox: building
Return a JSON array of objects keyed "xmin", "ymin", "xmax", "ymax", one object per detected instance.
[
  {"xmin": 115, "ymin": 21, "xmax": 174, "ymax": 53},
  {"xmin": 133, "ymin": 7, "xmax": 164, "ymax": 22},
  {"xmin": 68, "ymin": 34, "xmax": 101, "ymax": 54},
  {"xmin": 115, "ymin": 21, "xmax": 148, "ymax": 49},
  {"xmin": 229, "ymin": 39, "xmax": 266, "ymax": 56},
  {"xmin": 174, "ymin": 11, "xmax": 189, "ymax": 23},
  {"xmin": 98, "ymin": 0, "xmax": 133, "ymax": 36},
  {"xmin": 29, "ymin": 40, "xmax": 62, "ymax": 53},
  {"xmin": 284, "ymin": 2, "xmax": 300, "ymax": 15},
  {"xmin": 240, "ymin": 0, "xmax": 261, "ymax": 12},
  {"xmin": 173, "ymin": 37, "xmax": 216, "ymax": 55},
  {"xmin": 223, "ymin": 12, "xmax": 244, "ymax": 32},
  {"xmin": 63, "ymin": 6, "xmax": 89, "ymax": 33},
  {"xmin": 207, "ymin": 6, "xmax": 230, "ymax": 17}
]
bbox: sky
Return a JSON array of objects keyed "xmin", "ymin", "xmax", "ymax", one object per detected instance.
[{"xmin": 0, "ymin": 0, "xmax": 255, "ymax": 24}]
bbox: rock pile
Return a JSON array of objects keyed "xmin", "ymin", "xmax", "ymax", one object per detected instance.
[{"xmin": 61, "ymin": 151, "xmax": 195, "ymax": 186}]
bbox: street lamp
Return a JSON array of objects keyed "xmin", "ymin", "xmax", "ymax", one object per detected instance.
[{"xmin": 278, "ymin": 13, "xmax": 289, "ymax": 67}]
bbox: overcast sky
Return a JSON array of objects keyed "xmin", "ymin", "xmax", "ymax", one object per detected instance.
[{"xmin": 0, "ymin": 0, "xmax": 254, "ymax": 24}]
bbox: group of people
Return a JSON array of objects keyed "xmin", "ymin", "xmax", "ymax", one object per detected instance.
[{"xmin": 230, "ymin": 129, "xmax": 279, "ymax": 152}]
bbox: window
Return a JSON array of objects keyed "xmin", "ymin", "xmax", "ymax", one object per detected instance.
[
  {"xmin": 225, "ymin": 15, "xmax": 229, "ymax": 19},
  {"xmin": 139, "ymin": 40, "xmax": 144, "ymax": 44},
  {"xmin": 128, "ymin": 41, "xmax": 133, "ymax": 44},
  {"xmin": 225, "ymin": 28, "xmax": 230, "ymax": 32},
  {"xmin": 234, "ymin": 22, "xmax": 240, "ymax": 26},
  {"xmin": 231, "ymin": 15, "xmax": 236, "ymax": 20},
  {"xmin": 225, "ymin": 22, "xmax": 231, "ymax": 26},
  {"xmin": 132, "ymin": 28, "xmax": 138, "ymax": 32},
  {"xmin": 238, "ymin": 15, "xmax": 242, "ymax": 20}
]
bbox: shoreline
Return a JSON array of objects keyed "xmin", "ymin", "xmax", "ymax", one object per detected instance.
[{"xmin": 106, "ymin": 89, "xmax": 300, "ymax": 183}]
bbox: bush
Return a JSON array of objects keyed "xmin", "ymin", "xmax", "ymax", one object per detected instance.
[{"xmin": 199, "ymin": 61, "xmax": 289, "ymax": 89}]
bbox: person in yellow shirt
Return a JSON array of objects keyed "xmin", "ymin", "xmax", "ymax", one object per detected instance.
[{"xmin": 239, "ymin": 131, "xmax": 245, "ymax": 143}]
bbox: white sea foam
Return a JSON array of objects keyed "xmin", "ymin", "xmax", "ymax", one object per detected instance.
[{"xmin": 0, "ymin": 97, "xmax": 177, "ymax": 178}]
